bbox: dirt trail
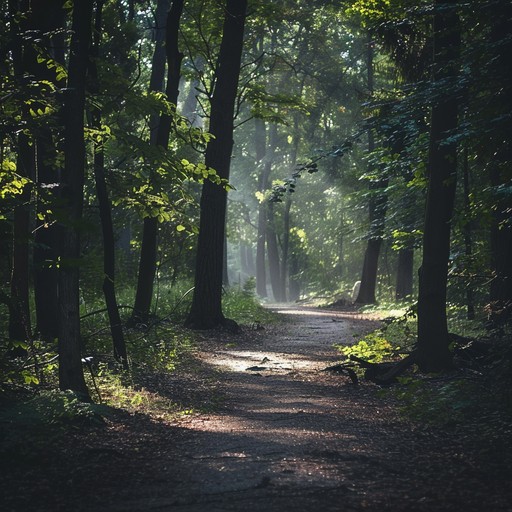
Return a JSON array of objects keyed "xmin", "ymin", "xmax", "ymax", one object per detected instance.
[{"xmin": 3, "ymin": 306, "xmax": 512, "ymax": 511}]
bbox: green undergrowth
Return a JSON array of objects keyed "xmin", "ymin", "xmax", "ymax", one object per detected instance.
[
  {"xmin": 335, "ymin": 305, "xmax": 417, "ymax": 366},
  {"xmin": 337, "ymin": 303, "xmax": 512, "ymax": 459},
  {"xmin": 223, "ymin": 286, "xmax": 279, "ymax": 325},
  {"xmin": 0, "ymin": 285, "xmax": 279, "ymax": 462}
]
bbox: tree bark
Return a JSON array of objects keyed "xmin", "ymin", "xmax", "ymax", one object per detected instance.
[
  {"xmin": 8, "ymin": 5, "xmax": 34, "ymax": 342},
  {"xmin": 417, "ymin": 0, "xmax": 460, "ymax": 372},
  {"xmin": 255, "ymin": 118, "xmax": 268, "ymax": 298},
  {"xmin": 462, "ymin": 148, "xmax": 475, "ymax": 320},
  {"xmin": 131, "ymin": 0, "xmax": 183, "ymax": 325},
  {"xmin": 395, "ymin": 248, "xmax": 414, "ymax": 300},
  {"xmin": 265, "ymin": 124, "xmax": 283, "ymax": 302},
  {"xmin": 90, "ymin": 0, "xmax": 128, "ymax": 367},
  {"xmin": 185, "ymin": 0, "xmax": 248, "ymax": 329},
  {"xmin": 355, "ymin": 32, "xmax": 388, "ymax": 305},
  {"xmin": 267, "ymin": 201, "xmax": 282, "ymax": 302},
  {"xmin": 9, "ymin": 133, "xmax": 33, "ymax": 342},
  {"xmin": 17, "ymin": 0, "xmax": 65, "ymax": 339},
  {"xmin": 58, "ymin": 0, "xmax": 93, "ymax": 399},
  {"xmin": 487, "ymin": 3, "xmax": 512, "ymax": 322}
]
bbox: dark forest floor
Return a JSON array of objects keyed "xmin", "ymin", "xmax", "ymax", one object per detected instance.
[{"xmin": 2, "ymin": 306, "xmax": 512, "ymax": 511}]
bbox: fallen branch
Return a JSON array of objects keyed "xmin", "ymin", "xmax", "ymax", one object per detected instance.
[{"xmin": 349, "ymin": 353, "xmax": 417, "ymax": 385}]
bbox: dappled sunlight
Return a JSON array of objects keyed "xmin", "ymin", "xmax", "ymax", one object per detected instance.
[{"xmin": 205, "ymin": 348, "xmax": 326, "ymax": 373}]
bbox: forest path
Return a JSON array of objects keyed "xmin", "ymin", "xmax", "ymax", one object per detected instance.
[
  {"xmin": 95, "ymin": 306, "xmax": 509, "ymax": 512},
  {"xmin": 4, "ymin": 306, "xmax": 511, "ymax": 511}
]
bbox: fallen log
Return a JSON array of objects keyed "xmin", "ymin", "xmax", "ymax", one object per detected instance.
[{"xmin": 349, "ymin": 353, "xmax": 417, "ymax": 385}]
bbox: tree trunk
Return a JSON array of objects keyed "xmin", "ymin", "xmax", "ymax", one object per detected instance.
[
  {"xmin": 417, "ymin": 0, "xmax": 460, "ymax": 372},
  {"xmin": 9, "ymin": 133, "xmax": 33, "ymax": 342},
  {"xmin": 223, "ymin": 232, "xmax": 229, "ymax": 287},
  {"xmin": 355, "ymin": 32, "xmax": 388, "ymax": 305},
  {"xmin": 8, "ymin": 7, "xmax": 34, "ymax": 342},
  {"xmin": 90, "ymin": 1, "xmax": 128, "ymax": 367},
  {"xmin": 185, "ymin": 0, "xmax": 248, "ymax": 329},
  {"xmin": 280, "ymin": 115, "xmax": 299, "ymax": 302},
  {"xmin": 267, "ymin": 202, "xmax": 282, "ymax": 302},
  {"xmin": 280, "ymin": 194, "xmax": 292, "ymax": 302},
  {"xmin": 58, "ymin": 0, "xmax": 93, "ymax": 399},
  {"xmin": 395, "ymin": 248, "xmax": 414, "ymax": 300},
  {"xmin": 487, "ymin": 3, "xmax": 512, "ymax": 323},
  {"xmin": 131, "ymin": 0, "xmax": 183, "ymax": 325},
  {"xmin": 462, "ymin": 148, "xmax": 475, "ymax": 320},
  {"xmin": 17, "ymin": 0, "xmax": 65, "ymax": 339},
  {"xmin": 255, "ymin": 118, "xmax": 268, "ymax": 298}
]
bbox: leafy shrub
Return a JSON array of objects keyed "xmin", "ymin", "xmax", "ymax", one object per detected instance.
[
  {"xmin": 222, "ymin": 287, "xmax": 279, "ymax": 325},
  {"xmin": 337, "ymin": 332, "xmax": 396, "ymax": 363}
]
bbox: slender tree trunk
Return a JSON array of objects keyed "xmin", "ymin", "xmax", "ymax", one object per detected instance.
[
  {"xmin": 264, "ymin": 124, "xmax": 283, "ymax": 302},
  {"xmin": 462, "ymin": 149, "xmax": 475, "ymax": 319},
  {"xmin": 223, "ymin": 232, "xmax": 229, "ymax": 287},
  {"xmin": 182, "ymin": 57, "xmax": 204, "ymax": 127},
  {"xmin": 89, "ymin": 1, "xmax": 128, "ymax": 367},
  {"xmin": 185, "ymin": 0, "xmax": 248, "ymax": 329},
  {"xmin": 58, "ymin": 0, "xmax": 93, "ymax": 399},
  {"xmin": 417, "ymin": 0, "xmax": 460, "ymax": 372},
  {"xmin": 355, "ymin": 32, "xmax": 388, "ymax": 305},
  {"xmin": 9, "ymin": 134, "xmax": 33, "ymax": 342},
  {"xmin": 280, "ymin": 194, "xmax": 292, "ymax": 301},
  {"xmin": 255, "ymin": 118, "xmax": 268, "ymax": 298},
  {"xmin": 267, "ymin": 202, "xmax": 282, "ymax": 301},
  {"xmin": 131, "ymin": 0, "xmax": 183, "ymax": 325},
  {"xmin": 280, "ymin": 115, "xmax": 299, "ymax": 302}
]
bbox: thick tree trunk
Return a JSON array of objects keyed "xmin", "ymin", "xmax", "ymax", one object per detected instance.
[
  {"xmin": 8, "ymin": 9, "xmax": 34, "ymax": 342},
  {"xmin": 58, "ymin": 0, "xmax": 93, "ymax": 399},
  {"xmin": 131, "ymin": 0, "xmax": 183, "ymax": 325},
  {"xmin": 487, "ymin": 4, "xmax": 512, "ymax": 323},
  {"xmin": 17, "ymin": 0, "xmax": 65, "ymax": 339},
  {"xmin": 288, "ymin": 252, "xmax": 300, "ymax": 302},
  {"xmin": 395, "ymin": 248, "xmax": 414, "ymax": 300},
  {"xmin": 356, "ymin": 237, "xmax": 383, "ymax": 304},
  {"xmin": 417, "ymin": 0, "xmax": 460, "ymax": 372},
  {"xmin": 186, "ymin": 0, "xmax": 248, "ymax": 329}
]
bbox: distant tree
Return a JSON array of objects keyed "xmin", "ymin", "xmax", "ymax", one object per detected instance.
[
  {"xmin": 254, "ymin": 118, "xmax": 268, "ymax": 298},
  {"xmin": 186, "ymin": 0, "xmax": 248, "ymax": 329},
  {"xmin": 355, "ymin": 33, "xmax": 388, "ymax": 305}
]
